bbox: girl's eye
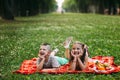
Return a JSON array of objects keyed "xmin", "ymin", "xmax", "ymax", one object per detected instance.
[
  {"xmin": 43, "ymin": 49, "xmax": 46, "ymax": 50},
  {"xmin": 72, "ymin": 48, "xmax": 75, "ymax": 50},
  {"xmin": 77, "ymin": 48, "xmax": 80, "ymax": 50}
]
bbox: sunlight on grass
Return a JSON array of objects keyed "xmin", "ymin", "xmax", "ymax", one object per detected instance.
[{"xmin": 0, "ymin": 13, "xmax": 120, "ymax": 80}]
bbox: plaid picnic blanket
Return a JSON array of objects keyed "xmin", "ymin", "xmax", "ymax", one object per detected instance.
[{"xmin": 13, "ymin": 56, "xmax": 120, "ymax": 74}]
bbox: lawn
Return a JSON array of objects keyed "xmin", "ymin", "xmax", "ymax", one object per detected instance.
[{"xmin": 0, "ymin": 13, "xmax": 120, "ymax": 80}]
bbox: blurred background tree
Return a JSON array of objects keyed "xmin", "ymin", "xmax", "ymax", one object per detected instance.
[
  {"xmin": 63, "ymin": 0, "xmax": 120, "ymax": 15},
  {"xmin": 0, "ymin": 0, "xmax": 120, "ymax": 20},
  {"xmin": 0, "ymin": 0, "xmax": 56, "ymax": 20}
]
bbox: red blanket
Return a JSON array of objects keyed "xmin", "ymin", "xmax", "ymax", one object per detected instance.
[{"xmin": 14, "ymin": 56, "xmax": 120, "ymax": 74}]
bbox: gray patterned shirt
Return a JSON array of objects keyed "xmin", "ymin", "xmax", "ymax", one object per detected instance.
[{"xmin": 36, "ymin": 55, "xmax": 60, "ymax": 68}]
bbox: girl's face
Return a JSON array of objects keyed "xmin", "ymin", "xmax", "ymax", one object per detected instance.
[{"xmin": 71, "ymin": 43, "xmax": 84, "ymax": 56}]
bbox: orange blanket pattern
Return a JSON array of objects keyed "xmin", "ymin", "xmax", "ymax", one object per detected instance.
[{"xmin": 14, "ymin": 56, "xmax": 120, "ymax": 74}]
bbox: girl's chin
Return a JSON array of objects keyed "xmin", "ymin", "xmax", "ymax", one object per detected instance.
[{"xmin": 73, "ymin": 53, "xmax": 78, "ymax": 55}]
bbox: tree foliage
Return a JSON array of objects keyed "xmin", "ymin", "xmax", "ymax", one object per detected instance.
[
  {"xmin": 0, "ymin": 0, "xmax": 56, "ymax": 20},
  {"xmin": 63, "ymin": 0, "xmax": 120, "ymax": 15},
  {"xmin": 63, "ymin": 0, "xmax": 78, "ymax": 12}
]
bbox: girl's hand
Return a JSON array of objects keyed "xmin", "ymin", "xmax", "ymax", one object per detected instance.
[
  {"xmin": 76, "ymin": 51, "xmax": 82, "ymax": 58},
  {"xmin": 71, "ymin": 50, "xmax": 76, "ymax": 58}
]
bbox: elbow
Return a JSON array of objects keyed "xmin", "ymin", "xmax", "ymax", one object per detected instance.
[
  {"xmin": 81, "ymin": 66, "xmax": 87, "ymax": 70},
  {"xmin": 81, "ymin": 67, "xmax": 86, "ymax": 70},
  {"xmin": 37, "ymin": 66, "xmax": 42, "ymax": 71},
  {"xmin": 69, "ymin": 67, "xmax": 76, "ymax": 71},
  {"xmin": 69, "ymin": 68, "xmax": 75, "ymax": 71}
]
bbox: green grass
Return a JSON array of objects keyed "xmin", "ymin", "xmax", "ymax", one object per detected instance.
[{"xmin": 0, "ymin": 13, "xmax": 120, "ymax": 80}]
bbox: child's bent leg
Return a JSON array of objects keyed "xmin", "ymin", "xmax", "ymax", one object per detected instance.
[
  {"xmin": 50, "ymin": 48, "xmax": 59, "ymax": 56},
  {"xmin": 64, "ymin": 48, "xmax": 70, "ymax": 59}
]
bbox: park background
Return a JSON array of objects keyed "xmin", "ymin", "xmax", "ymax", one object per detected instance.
[{"xmin": 0, "ymin": 0, "xmax": 120, "ymax": 80}]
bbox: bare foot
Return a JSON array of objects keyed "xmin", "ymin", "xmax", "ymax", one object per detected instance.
[{"xmin": 63, "ymin": 37, "xmax": 73, "ymax": 48}]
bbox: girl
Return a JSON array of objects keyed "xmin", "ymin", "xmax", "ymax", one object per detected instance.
[{"xmin": 64, "ymin": 41, "xmax": 89, "ymax": 71}]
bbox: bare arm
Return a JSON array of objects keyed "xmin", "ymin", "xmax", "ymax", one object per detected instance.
[
  {"xmin": 37, "ymin": 58, "xmax": 45, "ymax": 71},
  {"xmin": 69, "ymin": 57, "xmax": 77, "ymax": 70},
  {"xmin": 77, "ymin": 54, "xmax": 88, "ymax": 70}
]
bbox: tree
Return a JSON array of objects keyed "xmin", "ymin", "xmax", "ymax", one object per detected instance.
[
  {"xmin": 39, "ymin": 0, "xmax": 56, "ymax": 13},
  {"xmin": 0, "ymin": 0, "xmax": 57, "ymax": 19},
  {"xmin": 0, "ymin": 0, "xmax": 14, "ymax": 20},
  {"xmin": 63, "ymin": 0, "xmax": 78, "ymax": 12},
  {"xmin": 16, "ymin": 0, "xmax": 40, "ymax": 16}
]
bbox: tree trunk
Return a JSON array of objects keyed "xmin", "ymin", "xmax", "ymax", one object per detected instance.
[{"xmin": 1, "ymin": 0, "xmax": 14, "ymax": 20}]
